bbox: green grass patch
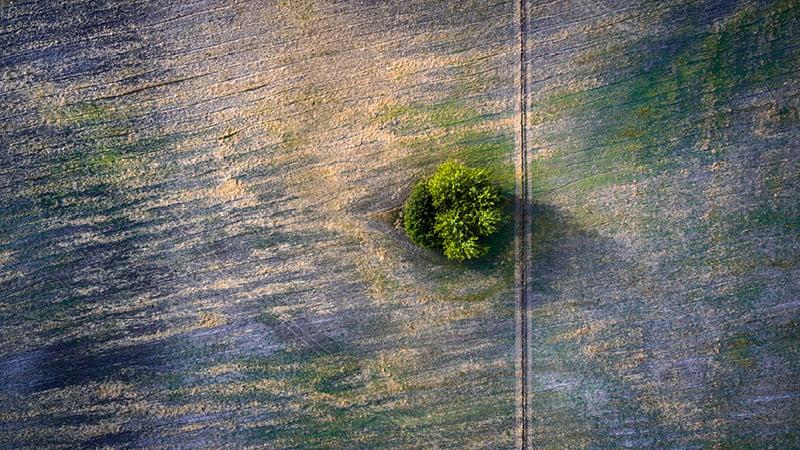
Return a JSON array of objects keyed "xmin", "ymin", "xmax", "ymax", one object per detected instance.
[
  {"xmin": 40, "ymin": 101, "xmax": 119, "ymax": 126},
  {"xmin": 534, "ymin": 0, "xmax": 799, "ymax": 196},
  {"xmin": 720, "ymin": 333, "xmax": 757, "ymax": 369},
  {"xmin": 297, "ymin": 353, "xmax": 362, "ymax": 395},
  {"xmin": 376, "ymin": 98, "xmax": 485, "ymax": 136},
  {"xmin": 401, "ymin": 130, "xmax": 513, "ymax": 182}
]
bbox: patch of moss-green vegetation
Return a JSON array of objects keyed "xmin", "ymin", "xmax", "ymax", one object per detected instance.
[
  {"xmin": 701, "ymin": 0, "xmax": 799, "ymax": 89},
  {"xmin": 39, "ymin": 101, "xmax": 174, "ymax": 185},
  {"xmin": 741, "ymin": 204, "xmax": 799, "ymax": 233},
  {"xmin": 375, "ymin": 90, "xmax": 511, "ymax": 176},
  {"xmin": 40, "ymin": 101, "xmax": 120, "ymax": 127},
  {"xmin": 438, "ymin": 281, "xmax": 507, "ymax": 303},
  {"xmin": 400, "ymin": 130, "xmax": 514, "ymax": 189},
  {"xmin": 297, "ymin": 353, "xmax": 362, "ymax": 395},
  {"xmin": 377, "ymin": 97, "xmax": 485, "ymax": 136},
  {"xmin": 278, "ymin": 130, "xmax": 311, "ymax": 151},
  {"xmin": 244, "ymin": 349, "xmax": 401, "ymax": 449},
  {"xmin": 360, "ymin": 265, "xmax": 401, "ymax": 296},
  {"xmin": 720, "ymin": 333, "xmax": 757, "ymax": 369},
  {"xmin": 455, "ymin": 131, "xmax": 515, "ymax": 190}
]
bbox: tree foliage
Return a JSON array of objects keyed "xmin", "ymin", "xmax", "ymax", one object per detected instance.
[
  {"xmin": 403, "ymin": 161, "xmax": 503, "ymax": 261},
  {"xmin": 403, "ymin": 181, "xmax": 439, "ymax": 250}
]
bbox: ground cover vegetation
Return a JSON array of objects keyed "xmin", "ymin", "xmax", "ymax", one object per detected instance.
[
  {"xmin": 0, "ymin": 0, "xmax": 516, "ymax": 448},
  {"xmin": 403, "ymin": 161, "xmax": 504, "ymax": 261},
  {"xmin": 3, "ymin": 0, "xmax": 796, "ymax": 447},
  {"xmin": 520, "ymin": 0, "xmax": 799, "ymax": 446}
]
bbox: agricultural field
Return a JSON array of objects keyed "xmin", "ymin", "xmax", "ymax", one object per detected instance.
[
  {"xmin": 521, "ymin": 0, "xmax": 799, "ymax": 447},
  {"xmin": 1, "ymin": 0, "xmax": 515, "ymax": 447},
  {"xmin": 0, "ymin": 0, "xmax": 797, "ymax": 448}
]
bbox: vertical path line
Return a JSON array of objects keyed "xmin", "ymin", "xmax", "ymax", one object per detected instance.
[{"xmin": 515, "ymin": 0, "xmax": 530, "ymax": 447}]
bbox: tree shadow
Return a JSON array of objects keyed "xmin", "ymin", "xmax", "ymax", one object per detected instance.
[
  {"xmin": 462, "ymin": 196, "xmax": 604, "ymax": 281},
  {"xmin": 526, "ymin": 202, "xmax": 603, "ymax": 290}
]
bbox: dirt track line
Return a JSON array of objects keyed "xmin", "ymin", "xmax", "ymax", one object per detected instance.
[{"xmin": 515, "ymin": 0, "xmax": 531, "ymax": 448}]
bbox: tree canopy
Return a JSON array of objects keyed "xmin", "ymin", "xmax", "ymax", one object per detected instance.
[{"xmin": 403, "ymin": 161, "xmax": 504, "ymax": 261}]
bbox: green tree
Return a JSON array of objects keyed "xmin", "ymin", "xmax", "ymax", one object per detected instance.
[
  {"xmin": 403, "ymin": 180, "xmax": 440, "ymax": 250},
  {"xmin": 403, "ymin": 161, "xmax": 503, "ymax": 261}
]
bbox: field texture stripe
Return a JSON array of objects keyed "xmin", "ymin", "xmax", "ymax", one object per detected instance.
[{"xmin": 515, "ymin": 0, "xmax": 531, "ymax": 448}]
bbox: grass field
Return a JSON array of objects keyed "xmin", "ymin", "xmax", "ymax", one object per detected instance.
[
  {"xmin": 1, "ymin": 0, "xmax": 516, "ymax": 447},
  {"xmin": 523, "ymin": 0, "xmax": 799, "ymax": 446},
  {"xmin": 0, "ymin": 0, "xmax": 798, "ymax": 447}
]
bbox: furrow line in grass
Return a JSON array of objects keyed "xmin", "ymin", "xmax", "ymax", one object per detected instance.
[
  {"xmin": 136, "ymin": 2, "xmax": 240, "ymax": 30},
  {"xmin": 525, "ymin": 8, "xmax": 625, "ymax": 36},
  {"xmin": 93, "ymin": 74, "xmax": 208, "ymax": 102},
  {"xmin": 0, "ymin": 51, "xmax": 153, "ymax": 95}
]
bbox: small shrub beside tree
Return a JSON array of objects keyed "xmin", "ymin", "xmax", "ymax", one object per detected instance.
[{"xmin": 403, "ymin": 161, "xmax": 504, "ymax": 261}]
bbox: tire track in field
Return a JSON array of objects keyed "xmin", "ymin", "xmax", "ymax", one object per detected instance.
[{"xmin": 515, "ymin": 0, "xmax": 531, "ymax": 447}]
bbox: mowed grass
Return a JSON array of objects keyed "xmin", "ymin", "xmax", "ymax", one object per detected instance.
[
  {"xmin": 0, "ymin": 0, "xmax": 517, "ymax": 448},
  {"xmin": 6, "ymin": 0, "xmax": 797, "ymax": 447},
  {"xmin": 526, "ymin": 0, "xmax": 799, "ymax": 446},
  {"xmin": 253, "ymin": 39, "xmax": 518, "ymax": 450}
]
